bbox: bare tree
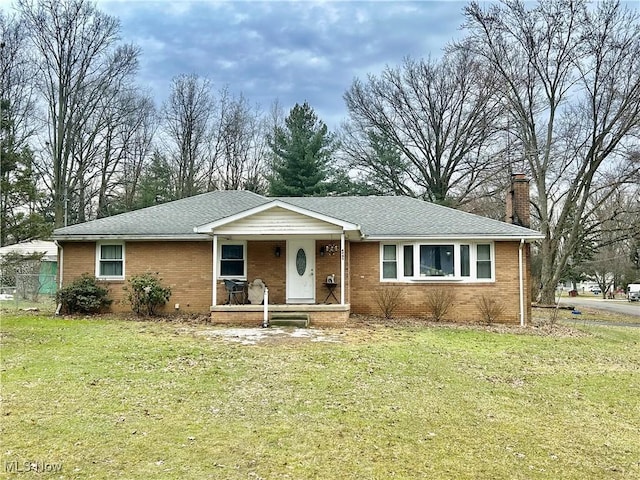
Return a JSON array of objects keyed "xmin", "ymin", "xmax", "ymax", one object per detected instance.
[
  {"xmin": 343, "ymin": 50, "xmax": 504, "ymax": 205},
  {"xmin": 0, "ymin": 12, "xmax": 34, "ymax": 150},
  {"xmin": 461, "ymin": 0, "xmax": 640, "ymax": 303},
  {"xmin": 580, "ymin": 181, "xmax": 640, "ymax": 295},
  {"xmin": 0, "ymin": 12, "xmax": 49, "ymax": 244},
  {"xmin": 111, "ymin": 93, "xmax": 158, "ymax": 213},
  {"xmin": 18, "ymin": 0, "xmax": 139, "ymax": 228},
  {"xmin": 89, "ymin": 89, "xmax": 156, "ymax": 217},
  {"xmin": 207, "ymin": 88, "xmax": 268, "ymax": 192},
  {"xmin": 161, "ymin": 73, "xmax": 214, "ymax": 199}
]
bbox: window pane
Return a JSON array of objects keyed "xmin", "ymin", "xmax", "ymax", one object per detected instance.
[
  {"xmin": 222, "ymin": 244, "xmax": 243, "ymax": 260},
  {"xmin": 101, "ymin": 245, "xmax": 122, "ymax": 260},
  {"xmin": 477, "ymin": 244, "xmax": 491, "ymax": 279},
  {"xmin": 221, "ymin": 260, "xmax": 244, "ymax": 276},
  {"xmin": 383, "ymin": 262, "xmax": 397, "ymax": 279},
  {"xmin": 461, "ymin": 245, "xmax": 470, "ymax": 277},
  {"xmin": 403, "ymin": 245, "xmax": 414, "ymax": 277},
  {"xmin": 100, "ymin": 261, "xmax": 122, "ymax": 276},
  {"xmin": 420, "ymin": 245, "xmax": 454, "ymax": 276},
  {"xmin": 477, "ymin": 244, "xmax": 491, "ymax": 261},
  {"xmin": 382, "ymin": 245, "xmax": 398, "ymax": 279},
  {"xmin": 383, "ymin": 245, "xmax": 396, "ymax": 261},
  {"xmin": 477, "ymin": 262, "xmax": 491, "ymax": 279}
]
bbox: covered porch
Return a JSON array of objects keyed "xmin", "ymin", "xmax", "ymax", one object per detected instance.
[{"xmin": 193, "ymin": 200, "xmax": 361, "ymax": 326}]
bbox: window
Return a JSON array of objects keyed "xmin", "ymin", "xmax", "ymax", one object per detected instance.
[
  {"xmin": 403, "ymin": 245, "xmax": 414, "ymax": 277},
  {"xmin": 476, "ymin": 244, "xmax": 492, "ymax": 279},
  {"xmin": 460, "ymin": 245, "xmax": 470, "ymax": 277},
  {"xmin": 420, "ymin": 245, "xmax": 454, "ymax": 277},
  {"xmin": 220, "ymin": 243, "xmax": 246, "ymax": 278},
  {"xmin": 380, "ymin": 242, "xmax": 493, "ymax": 282},
  {"xmin": 96, "ymin": 243, "xmax": 124, "ymax": 279},
  {"xmin": 382, "ymin": 245, "xmax": 397, "ymax": 279}
]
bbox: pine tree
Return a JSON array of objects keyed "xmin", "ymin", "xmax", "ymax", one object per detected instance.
[{"xmin": 268, "ymin": 102, "xmax": 335, "ymax": 196}]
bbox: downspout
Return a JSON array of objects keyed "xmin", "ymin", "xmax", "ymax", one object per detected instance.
[
  {"xmin": 519, "ymin": 238, "xmax": 525, "ymax": 327},
  {"xmin": 340, "ymin": 233, "xmax": 345, "ymax": 304},
  {"xmin": 54, "ymin": 240, "xmax": 63, "ymax": 316},
  {"xmin": 54, "ymin": 240, "xmax": 63, "ymax": 288},
  {"xmin": 212, "ymin": 234, "xmax": 218, "ymax": 307}
]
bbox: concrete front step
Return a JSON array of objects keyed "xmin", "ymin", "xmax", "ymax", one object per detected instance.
[{"xmin": 269, "ymin": 313, "xmax": 310, "ymax": 328}]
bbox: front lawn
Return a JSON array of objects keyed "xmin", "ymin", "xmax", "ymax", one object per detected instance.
[{"xmin": 1, "ymin": 314, "xmax": 638, "ymax": 479}]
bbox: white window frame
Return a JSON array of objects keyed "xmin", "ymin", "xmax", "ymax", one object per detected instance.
[
  {"xmin": 218, "ymin": 241, "xmax": 247, "ymax": 280},
  {"xmin": 475, "ymin": 243, "xmax": 494, "ymax": 280},
  {"xmin": 382, "ymin": 244, "xmax": 398, "ymax": 279},
  {"xmin": 379, "ymin": 242, "xmax": 495, "ymax": 283},
  {"xmin": 95, "ymin": 241, "xmax": 125, "ymax": 280}
]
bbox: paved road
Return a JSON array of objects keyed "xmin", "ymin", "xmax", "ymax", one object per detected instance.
[{"xmin": 558, "ymin": 295, "xmax": 640, "ymax": 317}]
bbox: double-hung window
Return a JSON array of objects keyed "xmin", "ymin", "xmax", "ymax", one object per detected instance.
[
  {"xmin": 476, "ymin": 244, "xmax": 492, "ymax": 279},
  {"xmin": 96, "ymin": 243, "xmax": 124, "ymax": 279},
  {"xmin": 382, "ymin": 245, "xmax": 397, "ymax": 279},
  {"xmin": 381, "ymin": 242, "xmax": 494, "ymax": 282},
  {"xmin": 220, "ymin": 242, "xmax": 246, "ymax": 278}
]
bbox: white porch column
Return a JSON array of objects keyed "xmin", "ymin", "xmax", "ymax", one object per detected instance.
[
  {"xmin": 340, "ymin": 232, "xmax": 345, "ymax": 305},
  {"xmin": 212, "ymin": 234, "xmax": 218, "ymax": 306}
]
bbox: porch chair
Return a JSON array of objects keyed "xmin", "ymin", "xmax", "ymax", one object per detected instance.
[{"xmin": 224, "ymin": 279, "xmax": 246, "ymax": 305}]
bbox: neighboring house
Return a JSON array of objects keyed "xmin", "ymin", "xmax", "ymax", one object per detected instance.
[
  {"xmin": 53, "ymin": 175, "xmax": 543, "ymax": 325},
  {"xmin": 0, "ymin": 240, "xmax": 58, "ymax": 296}
]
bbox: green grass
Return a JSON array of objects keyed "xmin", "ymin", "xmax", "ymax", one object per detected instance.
[{"xmin": 1, "ymin": 313, "xmax": 639, "ymax": 479}]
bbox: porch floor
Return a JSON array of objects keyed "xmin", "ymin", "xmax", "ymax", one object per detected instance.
[{"xmin": 210, "ymin": 303, "xmax": 351, "ymax": 327}]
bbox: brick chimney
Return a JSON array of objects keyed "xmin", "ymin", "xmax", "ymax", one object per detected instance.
[{"xmin": 505, "ymin": 173, "xmax": 530, "ymax": 228}]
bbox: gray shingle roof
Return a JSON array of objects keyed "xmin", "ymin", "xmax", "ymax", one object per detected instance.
[
  {"xmin": 53, "ymin": 190, "xmax": 269, "ymax": 237},
  {"xmin": 53, "ymin": 191, "xmax": 542, "ymax": 240},
  {"xmin": 279, "ymin": 196, "xmax": 541, "ymax": 238}
]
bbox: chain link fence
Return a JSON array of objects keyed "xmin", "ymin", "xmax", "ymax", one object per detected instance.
[
  {"xmin": 0, "ymin": 273, "xmax": 57, "ymax": 312},
  {"xmin": 1, "ymin": 252, "xmax": 57, "ymax": 312}
]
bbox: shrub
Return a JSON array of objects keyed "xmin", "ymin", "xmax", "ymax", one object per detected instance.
[
  {"xmin": 373, "ymin": 286, "xmax": 404, "ymax": 319},
  {"xmin": 56, "ymin": 274, "xmax": 112, "ymax": 314},
  {"xmin": 123, "ymin": 272, "xmax": 171, "ymax": 316},
  {"xmin": 476, "ymin": 295, "xmax": 505, "ymax": 325},
  {"xmin": 425, "ymin": 287, "xmax": 456, "ymax": 322}
]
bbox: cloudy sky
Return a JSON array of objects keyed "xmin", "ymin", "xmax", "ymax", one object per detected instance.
[{"xmin": 86, "ymin": 0, "xmax": 469, "ymax": 129}]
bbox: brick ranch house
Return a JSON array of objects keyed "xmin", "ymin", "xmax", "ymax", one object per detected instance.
[{"xmin": 53, "ymin": 175, "xmax": 543, "ymax": 326}]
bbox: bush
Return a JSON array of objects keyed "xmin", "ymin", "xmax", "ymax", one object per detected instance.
[
  {"xmin": 123, "ymin": 272, "xmax": 171, "ymax": 316},
  {"xmin": 425, "ymin": 287, "xmax": 456, "ymax": 322},
  {"xmin": 476, "ymin": 295, "xmax": 505, "ymax": 325},
  {"xmin": 373, "ymin": 286, "xmax": 404, "ymax": 319},
  {"xmin": 56, "ymin": 274, "xmax": 112, "ymax": 314}
]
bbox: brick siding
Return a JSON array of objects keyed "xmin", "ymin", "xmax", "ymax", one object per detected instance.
[
  {"xmin": 349, "ymin": 241, "xmax": 532, "ymax": 324},
  {"xmin": 60, "ymin": 241, "xmax": 213, "ymax": 314},
  {"xmin": 61, "ymin": 238, "xmax": 532, "ymax": 324}
]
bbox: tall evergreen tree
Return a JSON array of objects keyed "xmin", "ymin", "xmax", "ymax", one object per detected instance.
[
  {"xmin": 133, "ymin": 153, "xmax": 175, "ymax": 209},
  {"xmin": 268, "ymin": 102, "xmax": 335, "ymax": 196}
]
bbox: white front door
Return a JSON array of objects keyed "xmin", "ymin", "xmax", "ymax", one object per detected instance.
[{"xmin": 286, "ymin": 239, "xmax": 316, "ymax": 303}]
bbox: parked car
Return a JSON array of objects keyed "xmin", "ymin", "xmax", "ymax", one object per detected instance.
[
  {"xmin": 627, "ymin": 284, "xmax": 640, "ymax": 302},
  {"xmin": 590, "ymin": 287, "xmax": 602, "ymax": 295}
]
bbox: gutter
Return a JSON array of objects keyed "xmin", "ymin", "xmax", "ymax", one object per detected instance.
[
  {"xmin": 519, "ymin": 238, "xmax": 525, "ymax": 327},
  {"xmin": 363, "ymin": 234, "xmax": 545, "ymax": 242},
  {"xmin": 54, "ymin": 240, "xmax": 63, "ymax": 289},
  {"xmin": 51, "ymin": 234, "xmax": 209, "ymax": 242}
]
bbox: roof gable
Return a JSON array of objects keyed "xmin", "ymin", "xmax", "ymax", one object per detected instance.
[{"xmin": 194, "ymin": 200, "xmax": 360, "ymax": 235}]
